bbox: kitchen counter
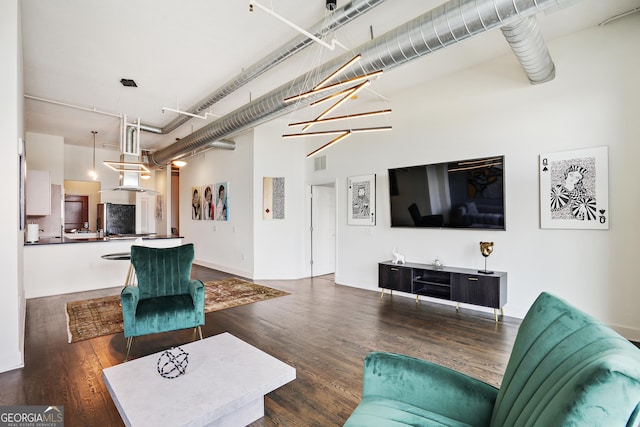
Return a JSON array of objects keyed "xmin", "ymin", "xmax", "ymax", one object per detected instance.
[
  {"xmin": 24, "ymin": 236, "xmax": 184, "ymax": 298},
  {"xmin": 25, "ymin": 234, "xmax": 180, "ymax": 245}
]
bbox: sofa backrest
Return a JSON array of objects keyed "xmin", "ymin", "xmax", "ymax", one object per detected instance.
[
  {"xmin": 491, "ymin": 292, "xmax": 640, "ymax": 426},
  {"xmin": 130, "ymin": 243, "xmax": 195, "ymax": 299}
]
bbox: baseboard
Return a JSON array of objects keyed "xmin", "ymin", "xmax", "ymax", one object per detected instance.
[
  {"xmin": 0, "ymin": 351, "xmax": 24, "ymax": 374},
  {"xmin": 193, "ymin": 260, "xmax": 306, "ymax": 281},
  {"xmin": 194, "ymin": 260, "xmax": 253, "ymax": 280},
  {"xmin": 25, "ymin": 282, "xmax": 121, "ymax": 299}
]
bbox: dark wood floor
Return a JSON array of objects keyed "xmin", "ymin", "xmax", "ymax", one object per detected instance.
[{"xmin": 0, "ymin": 265, "xmax": 523, "ymax": 426}]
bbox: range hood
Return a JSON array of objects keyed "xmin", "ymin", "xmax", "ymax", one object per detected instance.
[{"xmin": 101, "ymin": 150, "xmax": 158, "ymax": 194}]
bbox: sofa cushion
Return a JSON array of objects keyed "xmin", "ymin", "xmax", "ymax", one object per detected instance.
[{"xmin": 344, "ymin": 396, "xmax": 474, "ymax": 427}]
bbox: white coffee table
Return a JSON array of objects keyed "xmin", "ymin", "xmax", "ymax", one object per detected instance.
[{"xmin": 102, "ymin": 332, "xmax": 296, "ymax": 427}]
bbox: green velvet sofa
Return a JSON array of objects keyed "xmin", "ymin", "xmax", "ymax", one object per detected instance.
[
  {"xmin": 121, "ymin": 243, "xmax": 205, "ymax": 360},
  {"xmin": 344, "ymin": 292, "xmax": 640, "ymax": 426}
]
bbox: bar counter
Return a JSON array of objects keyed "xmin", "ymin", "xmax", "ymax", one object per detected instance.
[
  {"xmin": 25, "ymin": 234, "xmax": 179, "ymax": 246},
  {"xmin": 24, "ymin": 235, "xmax": 183, "ymax": 298}
]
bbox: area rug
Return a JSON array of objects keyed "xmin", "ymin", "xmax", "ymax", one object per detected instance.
[{"xmin": 65, "ymin": 278, "xmax": 289, "ymax": 343}]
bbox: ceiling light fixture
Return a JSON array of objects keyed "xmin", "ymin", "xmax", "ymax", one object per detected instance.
[
  {"xmin": 299, "ymin": 80, "xmax": 371, "ymax": 132},
  {"xmin": 172, "ymin": 160, "xmax": 187, "ymax": 167},
  {"xmin": 161, "ymin": 106, "xmax": 220, "ymax": 121},
  {"xmin": 283, "ymin": 126, "xmax": 392, "ymax": 158},
  {"xmin": 89, "ymin": 130, "xmax": 98, "ymax": 180},
  {"xmin": 283, "ymin": 69, "xmax": 383, "ymax": 103},
  {"xmin": 283, "ymin": 54, "xmax": 392, "ymax": 156},
  {"xmin": 287, "ymin": 109, "xmax": 392, "ymax": 128},
  {"xmin": 120, "ymin": 78, "xmax": 137, "ymax": 87},
  {"xmin": 103, "ymin": 161, "xmax": 150, "ymax": 174}
]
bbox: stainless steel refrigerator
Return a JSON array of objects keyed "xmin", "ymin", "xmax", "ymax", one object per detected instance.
[{"xmin": 96, "ymin": 203, "xmax": 136, "ymax": 236}]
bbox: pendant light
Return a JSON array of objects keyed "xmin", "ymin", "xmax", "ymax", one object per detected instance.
[{"xmin": 89, "ymin": 131, "xmax": 98, "ymax": 180}]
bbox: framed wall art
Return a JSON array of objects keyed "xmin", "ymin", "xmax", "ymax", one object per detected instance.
[
  {"xmin": 347, "ymin": 174, "xmax": 376, "ymax": 226},
  {"xmin": 539, "ymin": 146, "xmax": 609, "ymax": 230},
  {"xmin": 191, "ymin": 186, "xmax": 202, "ymax": 220},
  {"xmin": 214, "ymin": 182, "xmax": 228, "ymax": 221},
  {"xmin": 202, "ymin": 184, "xmax": 214, "ymax": 220},
  {"xmin": 263, "ymin": 177, "xmax": 285, "ymax": 220}
]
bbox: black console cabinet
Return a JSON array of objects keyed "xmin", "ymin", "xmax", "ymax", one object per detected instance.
[{"xmin": 378, "ymin": 261, "xmax": 507, "ymax": 321}]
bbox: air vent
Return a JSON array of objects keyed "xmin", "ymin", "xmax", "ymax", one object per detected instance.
[
  {"xmin": 314, "ymin": 155, "xmax": 327, "ymax": 171},
  {"xmin": 120, "ymin": 78, "xmax": 137, "ymax": 87}
]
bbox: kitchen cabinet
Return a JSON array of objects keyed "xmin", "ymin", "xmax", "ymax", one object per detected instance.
[{"xmin": 26, "ymin": 170, "xmax": 51, "ymax": 216}]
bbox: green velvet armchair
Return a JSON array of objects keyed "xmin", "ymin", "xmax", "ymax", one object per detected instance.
[
  {"xmin": 121, "ymin": 243, "xmax": 205, "ymax": 361},
  {"xmin": 344, "ymin": 292, "xmax": 640, "ymax": 426}
]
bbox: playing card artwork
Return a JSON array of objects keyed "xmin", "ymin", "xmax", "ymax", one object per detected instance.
[
  {"xmin": 347, "ymin": 174, "xmax": 376, "ymax": 225},
  {"xmin": 539, "ymin": 146, "xmax": 609, "ymax": 230}
]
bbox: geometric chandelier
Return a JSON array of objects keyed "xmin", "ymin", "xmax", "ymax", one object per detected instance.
[{"xmin": 282, "ymin": 54, "xmax": 392, "ymax": 158}]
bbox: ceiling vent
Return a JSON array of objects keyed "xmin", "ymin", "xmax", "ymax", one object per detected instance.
[
  {"xmin": 314, "ymin": 155, "xmax": 327, "ymax": 172},
  {"xmin": 120, "ymin": 78, "xmax": 137, "ymax": 87}
]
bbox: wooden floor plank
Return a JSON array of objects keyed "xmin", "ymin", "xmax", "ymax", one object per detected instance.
[{"xmin": 0, "ymin": 265, "xmax": 522, "ymax": 426}]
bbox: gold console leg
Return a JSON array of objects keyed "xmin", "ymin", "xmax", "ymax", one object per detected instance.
[
  {"xmin": 380, "ymin": 289, "xmax": 385, "ymax": 299},
  {"xmin": 494, "ymin": 309, "xmax": 500, "ymax": 322},
  {"xmin": 416, "ymin": 295, "xmax": 419, "ymax": 303},
  {"xmin": 456, "ymin": 302, "xmax": 460, "ymax": 312},
  {"xmin": 500, "ymin": 307, "xmax": 504, "ymax": 317}
]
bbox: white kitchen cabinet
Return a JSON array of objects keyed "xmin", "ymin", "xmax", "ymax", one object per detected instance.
[{"xmin": 26, "ymin": 170, "xmax": 51, "ymax": 216}]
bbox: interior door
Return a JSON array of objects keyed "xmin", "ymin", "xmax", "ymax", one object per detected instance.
[
  {"xmin": 137, "ymin": 193, "xmax": 156, "ymax": 235},
  {"xmin": 311, "ymin": 185, "xmax": 336, "ymax": 277}
]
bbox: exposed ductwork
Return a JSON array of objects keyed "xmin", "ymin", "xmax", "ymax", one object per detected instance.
[
  {"xmin": 501, "ymin": 16, "xmax": 555, "ymax": 84},
  {"xmin": 142, "ymin": 0, "xmax": 389, "ymax": 136},
  {"xmin": 150, "ymin": 0, "xmax": 571, "ymax": 167}
]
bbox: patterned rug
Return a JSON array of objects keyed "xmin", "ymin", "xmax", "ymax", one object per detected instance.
[{"xmin": 65, "ymin": 278, "xmax": 289, "ymax": 343}]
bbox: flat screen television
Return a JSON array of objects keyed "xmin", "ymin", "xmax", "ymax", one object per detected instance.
[{"xmin": 388, "ymin": 155, "xmax": 505, "ymax": 230}]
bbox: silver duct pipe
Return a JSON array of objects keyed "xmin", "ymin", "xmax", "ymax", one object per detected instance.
[
  {"xmin": 207, "ymin": 140, "xmax": 236, "ymax": 151},
  {"xmin": 151, "ymin": 0, "xmax": 575, "ymax": 167},
  {"xmin": 141, "ymin": 0, "xmax": 388, "ymax": 136},
  {"xmin": 138, "ymin": 123, "xmax": 163, "ymax": 134},
  {"xmin": 501, "ymin": 16, "xmax": 555, "ymax": 84},
  {"xmin": 171, "ymin": 139, "xmax": 237, "ymax": 163}
]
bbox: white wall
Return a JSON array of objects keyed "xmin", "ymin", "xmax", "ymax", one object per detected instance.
[
  {"xmin": 253, "ymin": 119, "xmax": 307, "ymax": 279},
  {"xmin": 305, "ymin": 14, "xmax": 640, "ymax": 339},
  {"xmin": 181, "ymin": 130, "xmax": 255, "ymax": 278},
  {"xmin": 0, "ymin": 0, "xmax": 25, "ymax": 373},
  {"xmin": 26, "ymin": 132, "xmax": 64, "ymax": 184}
]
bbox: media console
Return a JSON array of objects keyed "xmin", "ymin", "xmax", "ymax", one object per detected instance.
[{"xmin": 379, "ymin": 261, "xmax": 507, "ymax": 321}]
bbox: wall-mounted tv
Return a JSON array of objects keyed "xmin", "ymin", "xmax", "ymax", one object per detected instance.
[{"xmin": 388, "ymin": 155, "xmax": 505, "ymax": 230}]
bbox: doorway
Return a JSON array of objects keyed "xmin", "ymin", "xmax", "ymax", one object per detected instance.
[
  {"xmin": 64, "ymin": 180, "xmax": 101, "ymax": 232},
  {"xmin": 64, "ymin": 195, "xmax": 88, "ymax": 232},
  {"xmin": 310, "ymin": 183, "xmax": 336, "ymax": 277}
]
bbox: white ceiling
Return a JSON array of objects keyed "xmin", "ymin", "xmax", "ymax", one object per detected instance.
[{"xmin": 21, "ymin": 0, "xmax": 640, "ymax": 155}]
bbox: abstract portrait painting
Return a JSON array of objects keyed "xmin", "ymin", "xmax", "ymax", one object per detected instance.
[
  {"xmin": 539, "ymin": 146, "xmax": 609, "ymax": 230},
  {"xmin": 214, "ymin": 182, "xmax": 229, "ymax": 221}
]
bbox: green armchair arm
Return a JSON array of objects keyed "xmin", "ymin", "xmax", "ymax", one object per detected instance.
[
  {"xmin": 120, "ymin": 286, "xmax": 140, "ymax": 337},
  {"xmin": 189, "ymin": 279, "xmax": 205, "ymax": 323},
  {"xmin": 362, "ymin": 352, "xmax": 498, "ymax": 427}
]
